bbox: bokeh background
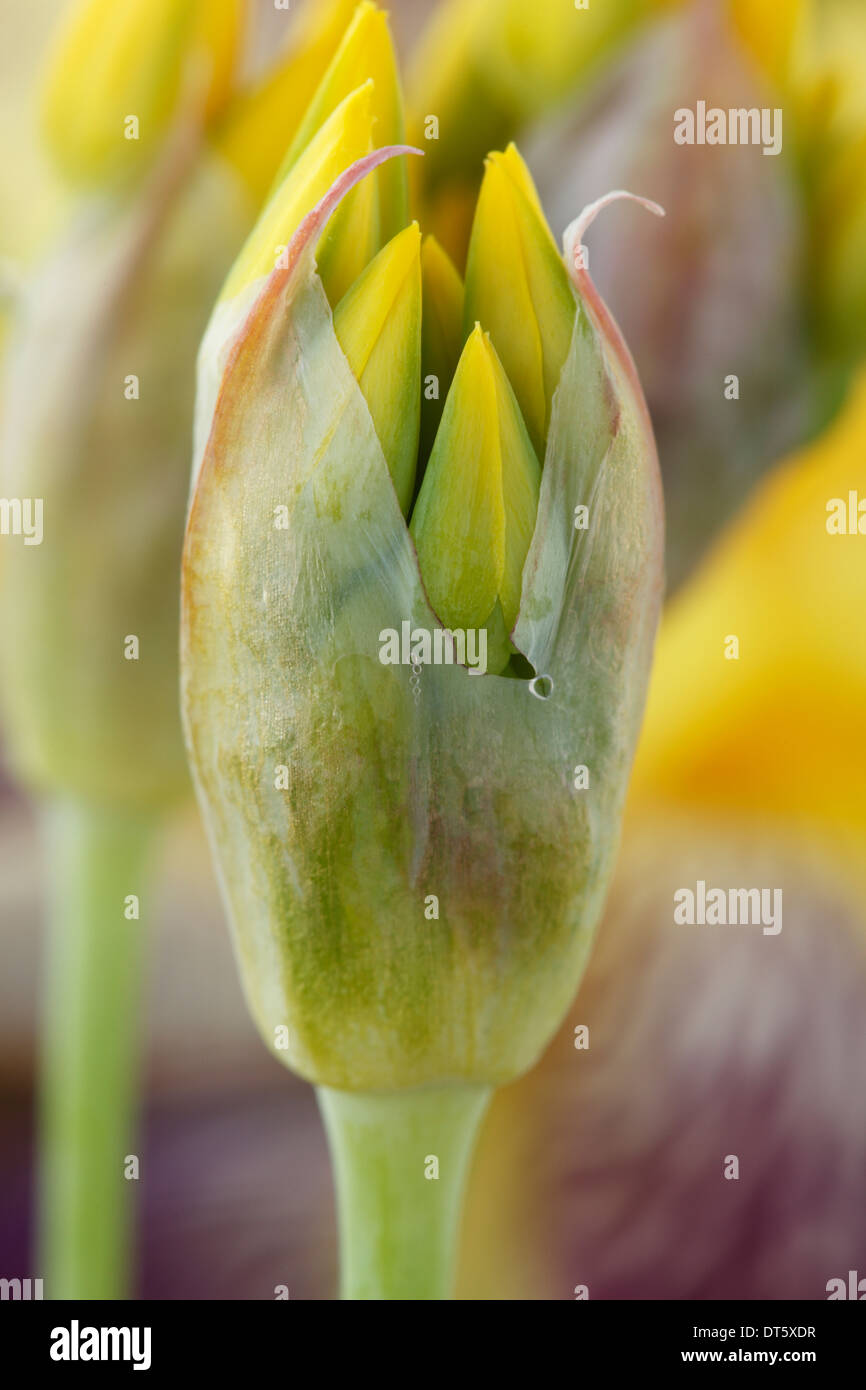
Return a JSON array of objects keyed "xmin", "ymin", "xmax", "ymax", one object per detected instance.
[{"xmin": 1, "ymin": 0, "xmax": 865, "ymax": 1299}]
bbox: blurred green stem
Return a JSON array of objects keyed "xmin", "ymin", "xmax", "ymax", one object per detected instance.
[
  {"xmin": 39, "ymin": 800, "xmax": 155, "ymax": 1299},
  {"xmin": 318, "ymin": 1083, "xmax": 491, "ymax": 1300}
]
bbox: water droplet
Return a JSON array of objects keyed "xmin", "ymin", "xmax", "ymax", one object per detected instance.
[{"xmin": 529, "ymin": 674, "xmax": 554, "ymax": 701}]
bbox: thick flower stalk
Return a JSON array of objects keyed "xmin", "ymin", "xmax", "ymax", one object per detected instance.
[
  {"xmin": 0, "ymin": 0, "xmax": 359, "ymax": 1299},
  {"xmin": 182, "ymin": 11, "xmax": 664, "ymax": 1298}
]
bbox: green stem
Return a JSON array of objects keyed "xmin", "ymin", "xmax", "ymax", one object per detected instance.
[
  {"xmin": 38, "ymin": 799, "xmax": 155, "ymax": 1300},
  {"xmin": 318, "ymin": 1083, "xmax": 491, "ymax": 1300}
]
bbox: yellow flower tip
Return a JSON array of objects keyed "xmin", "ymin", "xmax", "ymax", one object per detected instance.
[
  {"xmin": 270, "ymin": 0, "xmax": 408, "ymax": 241},
  {"xmin": 410, "ymin": 322, "xmax": 541, "ymax": 660},
  {"xmin": 213, "ymin": 0, "xmax": 358, "ymax": 203},
  {"xmin": 220, "ymin": 81, "xmax": 375, "ymax": 305},
  {"xmin": 41, "ymin": 0, "xmax": 246, "ymax": 189},
  {"xmin": 463, "ymin": 140, "xmax": 575, "ymax": 459},
  {"xmin": 334, "ymin": 223, "xmax": 422, "ymax": 513},
  {"xmin": 499, "ymin": 142, "xmax": 551, "ymax": 223}
]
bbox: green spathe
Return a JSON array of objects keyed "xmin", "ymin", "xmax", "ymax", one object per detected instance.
[{"xmin": 181, "ymin": 155, "xmax": 663, "ymax": 1091}]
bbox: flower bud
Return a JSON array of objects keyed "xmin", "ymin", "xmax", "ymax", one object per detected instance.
[
  {"xmin": 0, "ymin": 156, "xmax": 249, "ymax": 809},
  {"xmin": 419, "ymin": 235, "xmax": 464, "ymax": 473},
  {"xmin": 410, "ymin": 325, "xmax": 541, "ymax": 674},
  {"xmin": 182, "ymin": 147, "xmax": 664, "ymax": 1091},
  {"xmin": 463, "ymin": 145, "xmax": 576, "ymax": 459},
  {"xmin": 334, "ymin": 224, "xmax": 422, "ymax": 514},
  {"xmin": 41, "ymin": 0, "xmax": 245, "ymax": 190}
]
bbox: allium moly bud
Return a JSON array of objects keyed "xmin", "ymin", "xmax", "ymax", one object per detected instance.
[
  {"xmin": 181, "ymin": 148, "xmax": 664, "ymax": 1092},
  {"xmin": 334, "ymin": 224, "xmax": 422, "ymax": 514},
  {"xmin": 41, "ymin": 0, "xmax": 246, "ymax": 190}
]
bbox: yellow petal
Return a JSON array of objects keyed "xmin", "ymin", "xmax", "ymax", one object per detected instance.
[
  {"xmin": 411, "ymin": 326, "xmax": 504, "ymax": 632},
  {"xmin": 334, "ymin": 224, "xmax": 422, "ymax": 512},
  {"xmin": 410, "ymin": 325, "xmax": 540, "ymax": 645},
  {"xmin": 463, "ymin": 144, "xmax": 575, "ymax": 459},
  {"xmin": 272, "ymin": 2, "xmax": 408, "ymax": 243},
  {"xmin": 220, "ymin": 82, "xmax": 374, "ymax": 304},
  {"xmin": 631, "ymin": 367, "xmax": 866, "ymax": 875}
]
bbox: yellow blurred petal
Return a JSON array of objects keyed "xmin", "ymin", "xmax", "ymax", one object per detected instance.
[
  {"xmin": 334, "ymin": 224, "xmax": 422, "ymax": 511},
  {"xmin": 220, "ymin": 82, "xmax": 374, "ymax": 303},
  {"xmin": 631, "ymin": 367, "xmax": 866, "ymax": 868},
  {"xmin": 193, "ymin": 0, "xmax": 245, "ymax": 120},
  {"xmin": 729, "ymin": 0, "xmax": 810, "ymax": 90},
  {"xmin": 41, "ymin": 0, "xmax": 245, "ymax": 188},
  {"xmin": 213, "ymin": 0, "xmax": 358, "ymax": 203}
]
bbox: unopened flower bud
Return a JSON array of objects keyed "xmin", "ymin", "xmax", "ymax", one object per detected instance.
[
  {"xmin": 41, "ymin": 0, "xmax": 245, "ymax": 190},
  {"xmin": 182, "ymin": 151, "xmax": 664, "ymax": 1090}
]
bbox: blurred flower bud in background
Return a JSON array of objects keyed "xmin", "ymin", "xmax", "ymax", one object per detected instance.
[
  {"xmin": 0, "ymin": 0, "xmax": 864, "ymax": 1308},
  {"xmin": 418, "ymin": 233, "xmax": 463, "ymax": 468},
  {"xmin": 40, "ymin": 0, "xmax": 246, "ymax": 191}
]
